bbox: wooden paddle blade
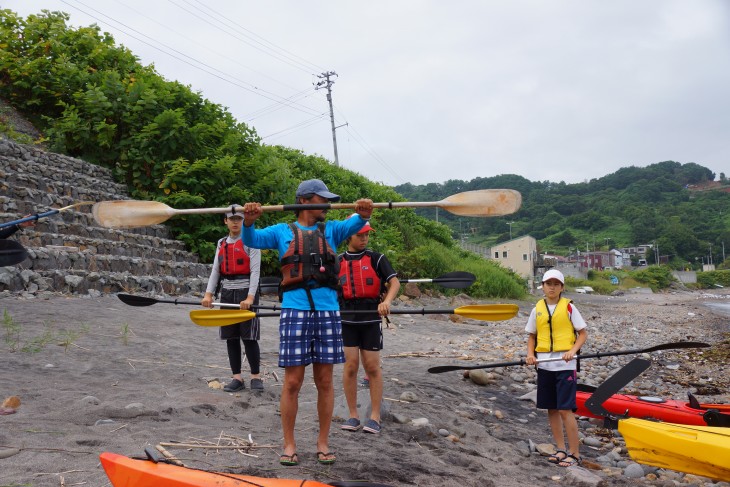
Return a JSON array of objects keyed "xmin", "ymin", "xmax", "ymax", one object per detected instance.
[
  {"xmin": 455, "ymin": 304, "xmax": 519, "ymax": 321},
  {"xmin": 438, "ymin": 189, "xmax": 521, "ymax": 217},
  {"xmin": 93, "ymin": 200, "xmax": 177, "ymax": 228},
  {"xmin": 0, "ymin": 239, "xmax": 28, "ymax": 266},
  {"xmin": 189, "ymin": 309, "xmax": 257, "ymax": 327}
]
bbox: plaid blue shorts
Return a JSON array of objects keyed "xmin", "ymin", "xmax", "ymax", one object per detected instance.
[{"xmin": 278, "ymin": 309, "xmax": 345, "ymax": 367}]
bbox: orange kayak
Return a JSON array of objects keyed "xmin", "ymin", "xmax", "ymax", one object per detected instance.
[{"xmin": 101, "ymin": 452, "xmax": 332, "ymax": 487}]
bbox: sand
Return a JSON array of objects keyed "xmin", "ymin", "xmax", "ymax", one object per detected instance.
[{"xmin": 0, "ymin": 288, "xmax": 728, "ymax": 487}]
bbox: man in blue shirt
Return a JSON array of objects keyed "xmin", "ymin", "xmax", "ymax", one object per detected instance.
[{"xmin": 242, "ymin": 179, "xmax": 373, "ymax": 466}]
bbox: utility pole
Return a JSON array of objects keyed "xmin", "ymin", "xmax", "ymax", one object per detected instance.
[
  {"xmin": 314, "ymin": 71, "xmax": 343, "ymax": 166},
  {"xmin": 507, "ymin": 221, "xmax": 515, "ymax": 239}
]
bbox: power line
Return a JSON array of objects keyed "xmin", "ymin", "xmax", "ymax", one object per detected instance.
[
  {"xmin": 261, "ymin": 113, "xmax": 329, "ymax": 141},
  {"xmin": 60, "ymin": 0, "xmax": 322, "ymax": 117},
  {"xmin": 186, "ymin": 0, "xmax": 326, "ymax": 75}
]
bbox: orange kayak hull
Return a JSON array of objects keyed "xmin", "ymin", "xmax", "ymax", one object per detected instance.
[{"xmin": 100, "ymin": 452, "xmax": 331, "ymax": 487}]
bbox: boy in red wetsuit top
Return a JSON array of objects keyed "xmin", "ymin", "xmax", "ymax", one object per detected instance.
[{"xmin": 338, "ymin": 215, "xmax": 400, "ymax": 435}]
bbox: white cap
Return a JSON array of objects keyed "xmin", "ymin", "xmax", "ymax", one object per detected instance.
[{"xmin": 542, "ymin": 269, "xmax": 564, "ymax": 284}]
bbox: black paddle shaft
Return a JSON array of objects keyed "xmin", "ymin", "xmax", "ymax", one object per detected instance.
[{"xmin": 427, "ymin": 341, "xmax": 710, "ymax": 374}]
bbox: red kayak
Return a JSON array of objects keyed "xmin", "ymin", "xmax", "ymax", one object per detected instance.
[{"xmin": 576, "ymin": 386, "xmax": 730, "ymax": 427}]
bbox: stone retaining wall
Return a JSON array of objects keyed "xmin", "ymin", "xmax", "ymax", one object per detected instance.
[{"xmin": 0, "ymin": 138, "xmax": 212, "ymax": 296}]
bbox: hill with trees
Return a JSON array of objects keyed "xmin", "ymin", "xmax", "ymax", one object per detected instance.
[{"xmin": 396, "ymin": 163, "xmax": 730, "ymax": 270}]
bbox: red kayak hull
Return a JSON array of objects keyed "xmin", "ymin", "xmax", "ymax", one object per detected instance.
[{"xmin": 575, "ymin": 390, "xmax": 730, "ymax": 426}]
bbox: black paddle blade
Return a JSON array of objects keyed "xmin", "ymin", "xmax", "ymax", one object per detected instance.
[
  {"xmin": 117, "ymin": 294, "xmax": 158, "ymax": 306},
  {"xmin": 584, "ymin": 357, "xmax": 652, "ymax": 418},
  {"xmin": 430, "ymin": 271, "xmax": 476, "ymax": 289},
  {"xmin": 643, "ymin": 341, "xmax": 710, "ymax": 352},
  {"xmin": 0, "ymin": 239, "xmax": 28, "ymax": 266}
]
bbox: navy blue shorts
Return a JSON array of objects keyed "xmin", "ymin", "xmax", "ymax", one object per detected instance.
[
  {"xmin": 278, "ymin": 309, "xmax": 345, "ymax": 367},
  {"xmin": 536, "ymin": 368, "xmax": 577, "ymax": 411}
]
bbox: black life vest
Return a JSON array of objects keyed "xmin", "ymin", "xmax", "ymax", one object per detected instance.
[
  {"xmin": 279, "ymin": 222, "xmax": 340, "ymax": 293},
  {"xmin": 339, "ymin": 251, "xmax": 382, "ymax": 300},
  {"xmin": 217, "ymin": 238, "xmax": 251, "ymax": 278}
]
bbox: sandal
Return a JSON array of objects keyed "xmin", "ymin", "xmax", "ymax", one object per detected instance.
[
  {"xmin": 316, "ymin": 451, "xmax": 336, "ymax": 465},
  {"xmin": 279, "ymin": 453, "xmax": 299, "ymax": 466},
  {"xmin": 547, "ymin": 449, "xmax": 567, "ymax": 464},
  {"xmin": 558, "ymin": 453, "xmax": 582, "ymax": 468}
]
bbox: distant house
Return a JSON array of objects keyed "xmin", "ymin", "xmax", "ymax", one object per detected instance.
[{"xmin": 489, "ymin": 235, "xmax": 537, "ymax": 282}]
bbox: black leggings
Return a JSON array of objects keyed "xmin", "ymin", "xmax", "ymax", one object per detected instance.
[{"xmin": 227, "ymin": 338, "xmax": 261, "ymax": 375}]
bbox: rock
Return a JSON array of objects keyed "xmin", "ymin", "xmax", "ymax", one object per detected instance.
[
  {"xmin": 1, "ymin": 396, "xmax": 21, "ymax": 409},
  {"xmin": 536, "ymin": 443, "xmax": 556, "ymax": 456},
  {"xmin": 518, "ymin": 389, "xmax": 537, "ymax": 402},
  {"xmin": 410, "ymin": 417, "xmax": 429, "ymax": 427},
  {"xmin": 403, "ymin": 282, "xmax": 421, "ymax": 298},
  {"xmin": 582, "ymin": 437, "xmax": 603, "ymax": 448},
  {"xmin": 399, "ymin": 391, "xmax": 419, "ymax": 402},
  {"xmin": 624, "ymin": 463, "xmax": 644, "ymax": 479},
  {"xmin": 564, "ymin": 466, "xmax": 604, "ymax": 486},
  {"xmin": 80, "ymin": 395, "xmax": 100, "ymax": 406},
  {"xmin": 468, "ymin": 369, "xmax": 495, "ymax": 385}
]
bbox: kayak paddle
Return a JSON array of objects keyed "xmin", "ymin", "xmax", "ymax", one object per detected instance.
[
  {"xmin": 0, "ymin": 202, "xmax": 94, "ymax": 229},
  {"xmin": 427, "ymin": 341, "xmax": 711, "ymax": 373},
  {"xmin": 0, "ymin": 239, "xmax": 29, "ymax": 266},
  {"xmin": 400, "ymin": 271, "xmax": 476, "ymax": 289},
  {"xmin": 584, "ymin": 357, "xmax": 652, "ymax": 418},
  {"xmin": 189, "ymin": 303, "xmax": 520, "ymax": 327},
  {"xmin": 91, "ymin": 189, "xmax": 522, "ymax": 228},
  {"xmin": 116, "ymin": 293, "xmax": 283, "ymax": 311}
]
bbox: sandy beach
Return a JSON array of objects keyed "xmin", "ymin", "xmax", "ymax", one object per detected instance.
[{"xmin": 1, "ymin": 287, "xmax": 728, "ymax": 487}]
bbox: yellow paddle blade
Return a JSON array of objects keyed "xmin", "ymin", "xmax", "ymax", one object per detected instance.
[
  {"xmin": 189, "ymin": 309, "xmax": 257, "ymax": 327},
  {"xmin": 454, "ymin": 304, "xmax": 519, "ymax": 321}
]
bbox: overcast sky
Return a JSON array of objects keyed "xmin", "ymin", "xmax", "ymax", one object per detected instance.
[{"xmin": 5, "ymin": 1, "xmax": 729, "ymax": 187}]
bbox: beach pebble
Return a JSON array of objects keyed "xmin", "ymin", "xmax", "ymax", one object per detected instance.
[
  {"xmin": 468, "ymin": 369, "xmax": 495, "ymax": 385},
  {"xmin": 536, "ymin": 443, "xmax": 556, "ymax": 456},
  {"xmin": 94, "ymin": 419, "xmax": 115, "ymax": 426},
  {"xmin": 80, "ymin": 396, "xmax": 100, "ymax": 406},
  {"xmin": 438, "ymin": 428, "xmax": 449, "ymax": 437},
  {"xmin": 2, "ymin": 396, "xmax": 21, "ymax": 409},
  {"xmin": 582, "ymin": 437, "xmax": 603, "ymax": 448},
  {"xmin": 391, "ymin": 413, "xmax": 409, "ymax": 424},
  {"xmin": 0, "ymin": 448, "xmax": 20, "ymax": 459},
  {"xmin": 517, "ymin": 389, "xmax": 537, "ymax": 402},
  {"xmin": 399, "ymin": 391, "xmax": 419, "ymax": 402},
  {"xmin": 44, "ymin": 364, "xmax": 54, "ymax": 368},
  {"xmin": 410, "ymin": 417, "xmax": 429, "ymax": 426}
]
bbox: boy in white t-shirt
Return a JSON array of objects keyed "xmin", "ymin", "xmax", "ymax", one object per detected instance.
[{"xmin": 525, "ymin": 269, "xmax": 587, "ymax": 468}]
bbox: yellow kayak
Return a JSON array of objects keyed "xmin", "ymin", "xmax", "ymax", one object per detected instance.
[{"xmin": 619, "ymin": 418, "xmax": 730, "ymax": 481}]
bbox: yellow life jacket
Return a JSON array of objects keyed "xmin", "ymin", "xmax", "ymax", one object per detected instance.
[{"xmin": 535, "ymin": 297, "xmax": 576, "ymax": 352}]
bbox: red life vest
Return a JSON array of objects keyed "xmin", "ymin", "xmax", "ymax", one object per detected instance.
[
  {"xmin": 279, "ymin": 222, "xmax": 340, "ymax": 291},
  {"xmin": 217, "ymin": 238, "xmax": 250, "ymax": 277},
  {"xmin": 339, "ymin": 251, "xmax": 382, "ymax": 300}
]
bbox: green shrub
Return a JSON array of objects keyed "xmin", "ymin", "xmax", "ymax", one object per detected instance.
[
  {"xmin": 696, "ymin": 270, "xmax": 730, "ymax": 289},
  {"xmin": 632, "ymin": 265, "xmax": 675, "ymax": 291}
]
